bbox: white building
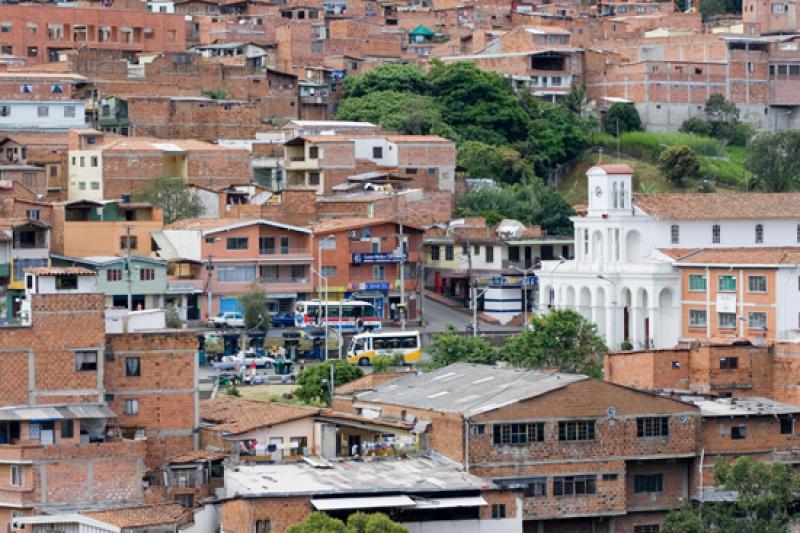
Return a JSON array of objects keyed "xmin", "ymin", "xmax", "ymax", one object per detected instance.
[
  {"xmin": 0, "ymin": 100, "xmax": 85, "ymax": 131},
  {"xmin": 537, "ymin": 163, "xmax": 800, "ymax": 350}
]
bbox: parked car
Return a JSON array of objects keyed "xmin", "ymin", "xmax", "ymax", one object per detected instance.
[
  {"xmin": 271, "ymin": 312, "xmax": 297, "ymax": 328},
  {"xmin": 208, "ymin": 312, "xmax": 245, "ymax": 328}
]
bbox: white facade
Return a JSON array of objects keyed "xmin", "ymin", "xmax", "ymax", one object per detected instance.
[
  {"xmin": 148, "ymin": 0, "xmax": 176, "ymax": 12},
  {"xmin": 0, "ymin": 100, "xmax": 85, "ymax": 130},
  {"xmin": 67, "ymin": 150, "xmax": 103, "ymax": 201},
  {"xmin": 353, "ymin": 138, "xmax": 399, "ymax": 167},
  {"xmin": 777, "ymin": 268, "xmax": 800, "ymax": 339}
]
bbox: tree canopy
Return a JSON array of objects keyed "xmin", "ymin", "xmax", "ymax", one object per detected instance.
[
  {"xmin": 428, "ymin": 325, "xmax": 498, "ymax": 369},
  {"xmin": 295, "ymin": 360, "xmax": 363, "ymax": 405},
  {"xmin": 133, "ymin": 176, "xmax": 203, "ymax": 224},
  {"xmin": 658, "ymin": 145, "xmax": 700, "ymax": 186},
  {"xmin": 287, "ymin": 512, "xmax": 407, "ymax": 533},
  {"xmin": 603, "ymin": 102, "xmax": 642, "ymax": 136},
  {"xmin": 237, "ymin": 281, "xmax": 270, "ymax": 331},
  {"xmin": 745, "ymin": 130, "xmax": 800, "ymax": 192}
]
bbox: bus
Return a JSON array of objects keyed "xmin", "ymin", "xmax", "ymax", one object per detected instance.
[
  {"xmin": 294, "ymin": 300, "xmax": 382, "ymax": 332},
  {"xmin": 347, "ymin": 330, "xmax": 421, "ymax": 366}
]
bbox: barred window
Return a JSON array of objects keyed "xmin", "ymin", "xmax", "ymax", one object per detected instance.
[
  {"xmin": 634, "ymin": 474, "xmax": 663, "ymax": 493},
  {"xmin": 558, "ymin": 420, "xmax": 595, "ymax": 441},
  {"xmin": 493, "ymin": 423, "xmax": 544, "ymax": 445},
  {"xmin": 636, "ymin": 417, "xmax": 669, "ymax": 438},
  {"xmin": 553, "ymin": 475, "xmax": 596, "ymax": 496}
]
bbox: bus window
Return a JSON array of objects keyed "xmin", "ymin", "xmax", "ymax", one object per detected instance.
[
  {"xmin": 373, "ymin": 337, "xmax": 387, "ymax": 350},
  {"xmin": 351, "ymin": 337, "xmax": 367, "ymax": 353},
  {"xmin": 306, "ymin": 305, "xmax": 319, "ymax": 319},
  {"xmin": 362, "ymin": 306, "xmax": 376, "ymax": 318},
  {"xmin": 342, "ymin": 305, "xmax": 355, "ymax": 319},
  {"xmin": 401, "ymin": 337, "xmax": 417, "ymax": 349},
  {"xmin": 330, "ymin": 305, "xmax": 342, "ymax": 320}
]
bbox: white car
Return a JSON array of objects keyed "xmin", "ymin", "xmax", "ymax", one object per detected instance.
[{"xmin": 208, "ymin": 312, "xmax": 245, "ymax": 328}]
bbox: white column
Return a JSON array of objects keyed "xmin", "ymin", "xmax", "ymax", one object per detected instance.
[
  {"xmin": 632, "ymin": 306, "xmax": 642, "ymax": 348},
  {"xmin": 648, "ymin": 306, "xmax": 659, "ymax": 349},
  {"xmin": 606, "ymin": 305, "xmax": 616, "ymax": 348}
]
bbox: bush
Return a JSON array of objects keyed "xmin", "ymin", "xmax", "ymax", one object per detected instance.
[
  {"xmin": 658, "ymin": 145, "xmax": 700, "ymax": 186},
  {"xmin": 226, "ymin": 386, "xmax": 241, "ymax": 397},
  {"xmin": 680, "ymin": 117, "xmax": 713, "ymax": 137},
  {"xmin": 603, "ymin": 103, "xmax": 642, "ymax": 136},
  {"xmin": 696, "ymin": 179, "xmax": 717, "ymax": 193},
  {"xmin": 620, "ymin": 341, "xmax": 634, "ymax": 351}
]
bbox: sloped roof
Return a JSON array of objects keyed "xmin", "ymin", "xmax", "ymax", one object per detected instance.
[
  {"xmin": 201, "ymin": 397, "xmax": 320, "ymax": 436},
  {"xmin": 83, "ymin": 504, "xmax": 189, "ymax": 529},
  {"xmin": 666, "ymin": 247, "xmax": 800, "ymax": 265},
  {"xmin": 635, "ymin": 193, "xmax": 800, "ymax": 220},
  {"xmin": 334, "ymin": 371, "xmax": 409, "ymax": 395}
]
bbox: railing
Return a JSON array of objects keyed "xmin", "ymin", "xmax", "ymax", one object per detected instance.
[
  {"xmin": 168, "ymin": 470, "xmax": 206, "ymax": 489},
  {"xmin": 258, "ymin": 247, "xmax": 312, "ymax": 256},
  {"xmin": 258, "ymin": 276, "xmax": 309, "ymax": 284},
  {"xmin": 502, "ymin": 258, "xmax": 541, "ymax": 270}
]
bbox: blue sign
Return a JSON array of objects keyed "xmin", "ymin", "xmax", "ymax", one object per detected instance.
[
  {"xmin": 352, "ymin": 252, "xmax": 407, "ymax": 264},
  {"xmin": 491, "ymin": 276, "xmax": 508, "ymax": 285},
  {"xmin": 361, "ymin": 282, "xmax": 390, "ymax": 291}
]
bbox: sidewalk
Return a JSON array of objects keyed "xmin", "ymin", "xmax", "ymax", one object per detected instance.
[{"xmin": 424, "ymin": 290, "xmax": 503, "ymax": 326}]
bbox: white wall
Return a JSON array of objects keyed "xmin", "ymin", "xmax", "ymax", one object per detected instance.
[
  {"xmin": 28, "ymin": 274, "xmax": 97, "ymax": 295},
  {"xmin": 67, "ymin": 150, "xmax": 103, "ymax": 201},
  {"xmin": 353, "ymin": 138, "xmax": 398, "ymax": 166},
  {"xmin": 404, "ymin": 518, "xmax": 521, "ymax": 533},
  {"xmin": 777, "ymin": 268, "xmax": 800, "ymax": 339},
  {"xmin": 181, "ymin": 504, "xmax": 219, "ymax": 533},
  {"xmin": 483, "ymin": 286, "xmax": 521, "ymax": 325},
  {"xmin": 0, "ymin": 101, "xmax": 85, "ymax": 130}
]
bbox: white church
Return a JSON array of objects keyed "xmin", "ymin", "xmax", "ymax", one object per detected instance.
[{"xmin": 537, "ymin": 163, "xmax": 800, "ymax": 350}]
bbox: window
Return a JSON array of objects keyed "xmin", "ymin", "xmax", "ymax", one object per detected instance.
[
  {"xmin": 280, "ymin": 236, "xmax": 289, "ymax": 254},
  {"xmin": 61, "ymin": 419, "xmax": 74, "ymax": 439},
  {"xmin": 755, "ymin": 224, "xmax": 764, "ymax": 243},
  {"xmin": 634, "ymin": 474, "xmax": 664, "ymax": 493},
  {"xmin": 720, "ymin": 356, "xmax": 739, "ymax": 370},
  {"xmin": 718, "ymin": 275, "xmax": 736, "ymax": 292},
  {"xmin": 445, "ymin": 245, "xmax": 454, "ymax": 261},
  {"xmin": 748, "ymin": 312, "xmax": 767, "ymax": 330},
  {"xmin": 731, "ymin": 425, "xmax": 747, "ymax": 439},
  {"xmin": 90, "ymin": 156, "xmax": 98, "ymax": 167},
  {"xmin": 430, "ymin": 245, "xmax": 440, "ymax": 260},
  {"xmin": 10, "ymin": 465, "xmax": 23, "ymax": 487},
  {"xmin": 523, "ymin": 478, "xmax": 547, "ymax": 497},
  {"xmin": 461, "ymin": 244, "xmax": 468, "ymax": 256},
  {"xmin": 308, "ymin": 172, "xmax": 320, "ymax": 186},
  {"xmin": 637, "ymin": 417, "xmax": 669, "ymax": 437},
  {"xmin": 90, "ymin": 181, "xmax": 99, "ymax": 190},
  {"xmin": 688, "ymin": 274, "xmax": 706, "ymax": 292},
  {"xmin": 780, "ymin": 415, "xmax": 794, "ymax": 435},
  {"xmin": 217, "ymin": 266, "xmax": 256, "ymax": 283},
  {"xmin": 259, "ymin": 237, "xmax": 275, "ymax": 254},
  {"xmin": 670, "ymin": 225, "xmax": 679, "ymax": 244},
  {"xmin": 253, "ymin": 520, "xmax": 271, "ymax": 533},
  {"xmin": 470, "ymin": 424, "xmax": 485, "ymax": 436},
  {"xmin": 56, "ymin": 275, "xmax": 78, "ymax": 290},
  {"xmin": 491, "ymin": 504, "xmax": 506, "ymax": 519},
  {"xmin": 27, "ymin": 46, "xmax": 38, "ymax": 57},
  {"xmin": 772, "ymin": 2, "xmax": 787, "ymax": 11},
  {"xmin": 308, "ymin": 146, "xmax": 319, "ymax": 159},
  {"xmin": 75, "ymin": 351, "xmax": 98, "ymax": 371},
  {"xmin": 473, "ymin": 245, "xmax": 480, "ymax": 255},
  {"xmin": 37, "ymin": 105, "xmax": 49, "ymax": 117},
  {"xmin": 227, "ymin": 237, "xmax": 248, "ymax": 250},
  {"xmin": 492, "ymin": 423, "xmax": 545, "ymax": 445},
  {"xmin": 260, "ymin": 265, "xmax": 279, "ymax": 282},
  {"xmin": 373, "ymin": 265, "xmax": 385, "ymax": 280},
  {"xmin": 0, "ymin": 105, "xmax": 9, "ymax": 117},
  {"xmin": 634, "ymin": 525, "xmax": 660, "ymax": 533},
  {"xmin": 406, "ymin": 168, "xmax": 417, "ymax": 174},
  {"xmin": 0, "ymin": 23, "xmax": 10, "ymax": 32},
  {"xmin": 79, "ymin": 182, "xmax": 86, "ymax": 190},
  {"xmin": 80, "ymin": 156, "xmax": 85, "ymax": 167},
  {"xmin": 125, "ymin": 357, "xmax": 141, "ymax": 377},
  {"xmin": 485, "ymin": 246, "xmax": 494, "ymax": 263},
  {"xmin": 176, "ymin": 493, "xmax": 195, "ymax": 509},
  {"xmin": 796, "ymin": 224, "xmax": 800, "ymax": 244},
  {"xmin": 712, "ymin": 224, "xmax": 720, "ymax": 243},
  {"xmin": 107, "ymin": 269, "xmax": 123, "ymax": 282},
  {"xmin": 689, "ymin": 309, "xmax": 707, "ymax": 328},
  {"xmin": 125, "ymin": 398, "xmax": 139, "ymax": 415},
  {"xmin": 719, "ymin": 313, "xmax": 737, "ymax": 329},
  {"xmin": 64, "ymin": 105, "xmax": 76, "ymax": 118},
  {"xmin": 602, "ymin": 473, "xmax": 618, "ymax": 481},
  {"xmin": 140, "ymin": 268, "xmax": 155, "ymax": 281},
  {"xmin": 25, "ymin": 209, "xmax": 40, "ymax": 220},
  {"xmin": 553, "ymin": 475, "xmax": 596, "ymax": 496},
  {"xmin": 372, "ymin": 146, "xmax": 383, "ymax": 159},
  {"xmin": 558, "ymin": 420, "xmax": 595, "ymax": 441},
  {"xmin": 427, "ymin": 167, "xmax": 437, "ymax": 176},
  {"xmin": 320, "ymin": 266, "xmax": 336, "ymax": 278},
  {"xmin": 120, "ymin": 235, "xmax": 138, "ymax": 250},
  {"xmin": 748, "ymin": 275, "xmax": 766, "ymax": 293}
]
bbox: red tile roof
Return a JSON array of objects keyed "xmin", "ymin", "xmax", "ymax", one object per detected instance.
[
  {"xmin": 200, "ymin": 397, "xmax": 320, "ymax": 436},
  {"xmin": 635, "ymin": 193, "xmax": 800, "ymax": 220},
  {"xmin": 590, "ymin": 164, "xmax": 634, "ymax": 174},
  {"xmin": 667, "ymin": 247, "xmax": 800, "ymax": 265},
  {"xmin": 168, "ymin": 449, "xmax": 228, "ymax": 464},
  {"xmin": 83, "ymin": 504, "xmax": 190, "ymax": 529}
]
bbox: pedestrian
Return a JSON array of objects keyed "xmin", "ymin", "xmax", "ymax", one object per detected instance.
[{"xmin": 390, "ymin": 302, "xmax": 397, "ymax": 321}]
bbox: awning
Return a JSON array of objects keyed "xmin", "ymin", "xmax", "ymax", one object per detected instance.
[
  {"xmin": 0, "ymin": 406, "xmax": 64, "ymax": 421},
  {"xmin": 411, "ymin": 420, "xmax": 430, "ymax": 434},
  {"xmin": 312, "ymin": 496, "xmax": 416, "ymax": 511},
  {"xmin": 61, "ymin": 405, "xmax": 115, "ymax": 419},
  {"xmin": 413, "ymin": 496, "xmax": 487, "ymax": 509},
  {"xmin": 266, "ymin": 292, "xmax": 297, "ymax": 299}
]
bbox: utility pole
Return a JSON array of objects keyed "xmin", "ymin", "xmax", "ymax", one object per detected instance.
[
  {"xmin": 329, "ymin": 361, "xmax": 334, "ymax": 405},
  {"xmin": 125, "ymin": 224, "xmax": 133, "ymax": 311},
  {"xmin": 399, "ymin": 219, "xmax": 406, "ymax": 330}
]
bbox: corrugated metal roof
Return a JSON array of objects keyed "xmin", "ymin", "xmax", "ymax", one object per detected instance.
[
  {"xmin": 0, "ymin": 404, "xmax": 115, "ymax": 421},
  {"xmin": 356, "ymin": 363, "xmax": 587, "ymax": 417}
]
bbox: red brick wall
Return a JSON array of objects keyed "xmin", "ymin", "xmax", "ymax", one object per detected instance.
[{"xmin": 220, "ymin": 497, "xmax": 312, "ymax": 533}]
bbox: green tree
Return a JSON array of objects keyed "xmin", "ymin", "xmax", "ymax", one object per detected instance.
[
  {"xmin": 428, "ymin": 325, "xmax": 498, "ymax": 369},
  {"xmin": 287, "ymin": 513, "xmax": 345, "ymax": 533},
  {"xmin": 336, "ymin": 91, "xmax": 456, "ymax": 138},
  {"xmin": 295, "ymin": 360, "xmax": 363, "ymax": 405},
  {"xmin": 603, "ymin": 102, "xmax": 642, "ymax": 136},
  {"xmin": 457, "ymin": 141, "xmax": 534, "ymax": 184},
  {"xmin": 501, "ymin": 309, "xmax": 607, "ymax": 377},
  {"xmin": 237, "ymin": 281, "xmax": 269, "ymax": 331},
  {"xmin": 561, "ymin": 86, "xmax": 589, "ymax": 117},
  {"xmin": 705, "ymin": 93, "xmax": 739, "ymax": 124},
  {"xmin": 457, "ymin": 177, "xmax": 575, "ymax": 235},
  {"xmin": 134, "ymin": 176, "xmax": 203, "ymax": 224},
  {"xmin": 745, "ymin": 130, "xmax": 800, "ymax": 192},
  {"xmin": 345, "ymin": 512, "xmax": 407, "ymax": 533},
  {"xmin": 662, "ymin": 456, "xmax": 800, "ymax": 533},
  {"xmin": 680, "ymin": 117, "xmax": 713, "ymax": 137},
  {"xmin": 658, "ymin": 145, "xmax": 701, "ymax": 186},
  {"xmin": 342, "ymin": 63, "xmax": 429, "ymax": 98}
]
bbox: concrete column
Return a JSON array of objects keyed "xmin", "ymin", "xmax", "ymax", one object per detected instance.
[
  {"xmin": 606, "ymin": 305, "xmax": 616, "ymax": 348},
  {"xmin": 648, "ymin": 306, "xmax": 659, "ymax": 349},
  {"xmin": 632, "ymin": 306, "xmax": 642, "ymax": 348}
]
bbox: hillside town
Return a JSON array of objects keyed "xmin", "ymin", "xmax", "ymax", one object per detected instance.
[{"xmin": 0, "ymin": 0, "xmax": 799, "ymax": 530}]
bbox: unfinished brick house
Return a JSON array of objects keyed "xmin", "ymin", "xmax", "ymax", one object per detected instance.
[{"xmin": 334, "ymin": 363, "xmax": 701, "ymax": 532}]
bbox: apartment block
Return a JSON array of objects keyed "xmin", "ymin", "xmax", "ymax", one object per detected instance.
[
  {"xmin": 0, "ymin": 133, "xmax": 68, "ymax": 197},
  {"xmin": 334, "ymin": 363, "xmax": 700, "ymax": 532},
  {"xmin": 313, "ymin": 217, "xmax": 423, "ymax": 319},
  {"xmin": 0, "ymin": 4, "xmax": 186, "ymax": 65},
  {"xmin": 0, "ymin": 72, "xmax": 87, "ymax": 132},
  {"xmin": 155, "ymin": 218, "xmax": 314, "ymax": 316},
  {"xmin": 0, "ymin": 217, "xmax": 49, "ymax": 319}
]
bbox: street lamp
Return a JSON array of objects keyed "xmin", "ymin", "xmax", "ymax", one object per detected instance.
[
  {"xmin": 317, "ymin": 235, "xmax": 336, "ymax": 360},
  {"xmin": 204, "ymin": 237, "xmax": 221, "ymax": 320},
  {"xmin": 509, "ymin": 264, "xmax": 537, "ymax": 327},
  {"xmin": 596, "ymin": 274, "xmax": 617, "ymax": 350},
  {"xmin": 310, "ymin": 267, "xmax": 329, "ymax": 361},
  {"xmin": 471, "ymin": 285, "xmax": 489, "ymax": 338}
]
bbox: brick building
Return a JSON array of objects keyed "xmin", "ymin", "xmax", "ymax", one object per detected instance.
[
  {"xmin": 334, "ymin": 363, "xmax": 701, "ymax": 532},
  {"xmin": 313, "ymin": 217, "xmax": 423, "ymax": 320},
  {"xmin": 0, "ymin": 133, "xmax": 69, "ymax": 198},
  {"xmin": 0, "ymin": 4, "xmax": 186, "ymax": 65}
]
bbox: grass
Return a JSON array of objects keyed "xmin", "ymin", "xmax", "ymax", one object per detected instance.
[
  {"xmin": 594, "ymin": 131, "xmax": 727, "ymax": 160},
  {"xmin": 234, "ymin": 384, "xmax": 299, "ymax": 402}
]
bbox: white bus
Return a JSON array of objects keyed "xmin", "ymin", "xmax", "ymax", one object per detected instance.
[
  {"xmin": 294, "ymin": 300, "xmax": 382, "ymax": 331},
  {"xmin": 347, "ymin": 330, "xmax": 421, "ymax": 366}
]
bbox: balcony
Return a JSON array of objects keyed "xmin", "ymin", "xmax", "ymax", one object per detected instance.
[
  {"xmin": 502, "ymin": 258, "xmax": 541, "ymax": 271},
  {"xmin": 283, "ymin": 158, "xmax": 320, "ymax": 171}
]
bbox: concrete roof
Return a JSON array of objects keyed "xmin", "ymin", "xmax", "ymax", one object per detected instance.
[
  {"xmin": 224, "ymin": 453, "xmax": 486, "ymax": 498},
  {"xmin": 355, "ymin": 363, "xmax": 587, "ymax": 417},
  {"xmin": 681, "ymin": 396, "xmax": 800, "ymax": 417}
]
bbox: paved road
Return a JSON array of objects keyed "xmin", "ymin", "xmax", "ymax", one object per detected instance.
[{"xmin": 418, "ymin": 296, "xmax": 521, "ymax": 333}]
